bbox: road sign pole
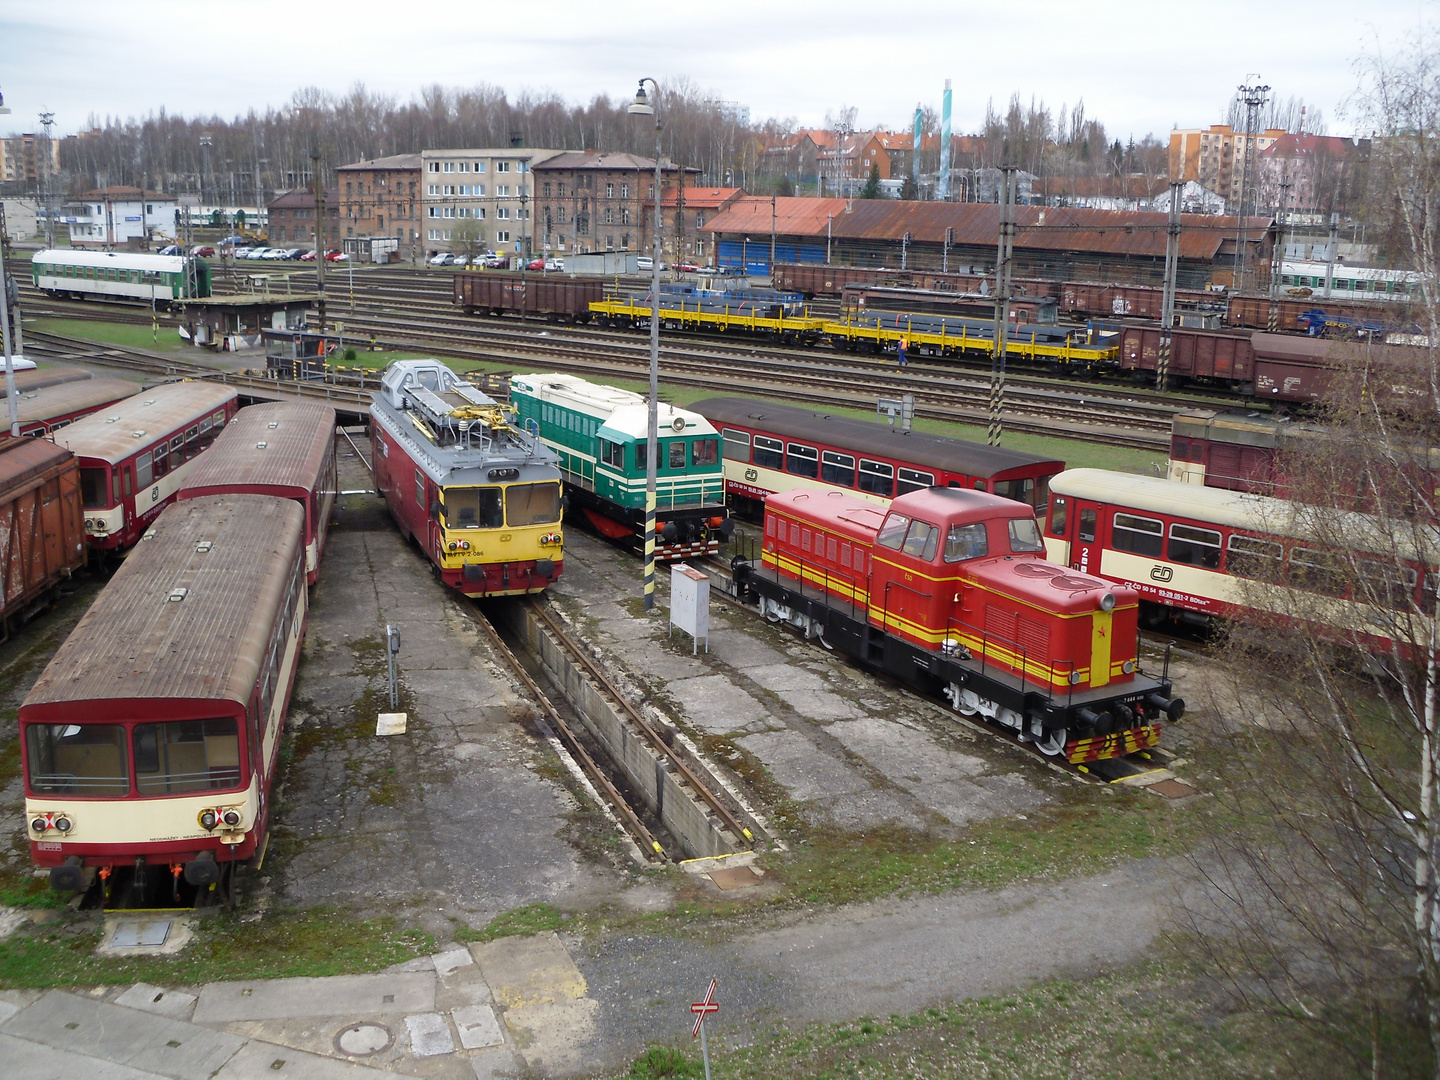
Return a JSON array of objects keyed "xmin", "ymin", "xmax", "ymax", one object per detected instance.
[
  {"xmin": 689, "ymin": 976, "xmax": 719, "ymax": 1079},
  {"xmin": 699, "ymin": 1017, "xmax": 710, "ymax": 1080}
]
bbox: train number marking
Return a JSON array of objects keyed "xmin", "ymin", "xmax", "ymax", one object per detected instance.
[
  {"xmin": 1150, "ymin": 565, "xmax": 1173, "ymax": 582},
  {"xmin": 37, "ymin": 841, "xmax": 61, "ymax": 851}
]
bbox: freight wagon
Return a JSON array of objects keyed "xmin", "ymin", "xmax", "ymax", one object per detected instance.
[
  {"xmin": 0, "ymin": 437, "xmax": 86, "ymax": 639},
  {"xmin": 1119, "ymin": 326, "xmax": 1255, "ymax": 390},
  {"xmin": 454, "ymin": 273, "xmax": 605, "ymax": 322}
]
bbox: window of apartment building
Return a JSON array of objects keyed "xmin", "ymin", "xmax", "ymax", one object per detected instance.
[
  {"xmin": 648, "ymin": 183, "xmax": 654, "ymax": 198},
  {"xmin": 428, "ymin": 184, "xmax": 440, "ymax": 195},
  {"xmin": 429, "ymin": 162, "xmax": 440, "ymax": 172},
  {"xmin": 621, "ymin": 208, "xmax": 630, "ymax": 225},
  {"xmin": 474, "ymin": 184, "xmax": 485, "ymax": 196},
  {"xmin": 497, "ymin": 161, "xmax": 511, "ymax": 173},
  {"xmin": 496, "ymin": 230, "xmax": 510, "ymax": 242},
  {"xmin": 346, "ymin": 182, "xmax": 353, "ymax": 195},
  {"xmin": 429, "ymin": 207, "xmax": 439, "ymax": 218},
  {"xmin": 558, "ymin": 234, "xmax": 566, "ymax": 247},
  {"xmin": 443, "ymin": 162, "xmax": 455, "ymax": 173},
  {"xmin": 606, "ymin": 235, "xmax": 615, "ymax": 250},
  {"xmin": 443, "ymin": 207, "xmax": 454, "ymax": 218},
  {"xmin": 429, "ymin": 229, "xmax": 440, "ymax": 240},
  {"xmin": 347, "ymin": 226, "xmax": 354, "ymax": 237},
  {"xmin": 444, "ymin": 185, "xmax": 456, "ymax": 196},
  {"xmin": 519, "ymin": 208, "xmax": 529, "ymax": 220},
  {"xmin": 517, "ymin": 161, "xmax": 527, "ymax": 173},
  {"xmin": 459, "ymin": 185, "xmax": 469, "ymax": 196},
  {"xmin": 409, "ymin": 181, "xmax": 416, "ymax": 194},
  {"xmin": 543, "ymin": 182, "xmax": 552, "ymax": 198},
  {"xmin": 496, "ymin": 207, "xmax": 509, "ymax": 220},
  {"xmin": 606, "ymin": 183, "xmax": 614, "ymax": 198},
  {"xmin": 378, "ymin": 214, "xmax": 384, "ymax": 228},
  {"xmin": 459, "ymin": 162, "xmax": 470, "ymax": 172},
  {"xmin": 605, "ymin": 208, "xmax": 614, "ymax": 224},
  {"xmin": 379, "ymin": 176, "xmax": 387, "ymax": 187},
  {"xmin": 557, "ymin": 182, "xmax": 565, "ymax": 198},
  {"xmin": 476, "ymin": 208, "xmax": 486, "ymax": 219},
  {"xmin": 458, "ymin": 207, "xmax": 468, "ymax": 217},
  {"xmin": 696, "ymin": 211, "xmax": 705, "ymax": 227},
  {"xmin": 475, "ymin": 162, "xmax": 485, "ymax": 173},
  {"xmin": 497, "ymin": 184, "xmax": 509, "ymax": 197},
  {"xmin": 444, "ymin": 229, "xmax": 452, "ymax": 240},
  {"xmin": 621, "ymin": 183, "xmax": 629, "ymax": 198}
]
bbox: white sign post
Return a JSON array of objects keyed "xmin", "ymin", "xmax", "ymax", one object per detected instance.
[{"xmin": 690, "ymin": 977, "xmax": 719, "ymax": 1080}]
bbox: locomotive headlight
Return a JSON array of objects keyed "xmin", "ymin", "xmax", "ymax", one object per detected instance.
[
  {"xmin": 30, "ymin": 817, "xmax": 47, "ymax": 834},
  {"xmin": 199, "ymin": 809, "xmax": 219, "ymax": 830},
  {"xmin": 448, "ymin": 541, "xmax": 458, "ymax": 552},
  {"xmin": 1069, "ymin": 671, "xmax": 1083, "ymax": 685},
  {"xmin": 1122, "ymin": 659, "xmax": 1136, "ymax": 675},
  {"xmin": 1099, "ymin": 592, "xmax": 1117, "ymax": 612},
  {"xmin": 460, "ymin": 540, "xmax": 471, "ymax": 551},
  {"xmin": 221, "ymin": 809, "xmax": 242, "ymax": 828},
  {"xmin": 53, "ymin": 815, "xmax": 73, "ymax": 833}
]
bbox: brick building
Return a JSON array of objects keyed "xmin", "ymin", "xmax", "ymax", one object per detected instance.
[
  {"xmin": 660, "ymin": 186, "xmax": 744, "ymax": 261},
  {"xmin": 418, "ymin": 148, "xmax": 562, "ymax": 257},
  {"xmin": 532, "ymin": 151, "xmax": 695, "ymax": 256},
  {"xmin": 337, "ymin": 154, "xmax": 423, "ymax": 261},
  {"xmin": 1254, "ymin": 133, "xmax": 1359, "ymax": 218},
  {"xmin": 266, "ymin": 188, "xmax": 340, "ymax": 250}
]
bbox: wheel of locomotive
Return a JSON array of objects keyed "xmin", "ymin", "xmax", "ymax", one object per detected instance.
[{"xmin": 1035, "ymin": 727, "xmax": 1068, "ymax": 757}]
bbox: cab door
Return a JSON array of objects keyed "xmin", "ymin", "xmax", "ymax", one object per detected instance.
[{"xmin": 1069, "ymin": 500, "xmax": 1103, "ymax": 577}]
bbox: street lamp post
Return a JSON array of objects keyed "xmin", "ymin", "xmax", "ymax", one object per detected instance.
[{"xmin": 628, "ymin": 78, "xmax": 663, "ymax": 613}]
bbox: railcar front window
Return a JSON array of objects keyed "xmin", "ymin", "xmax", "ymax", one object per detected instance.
[
  {"xmin": 25, "ymin": 723, "xmax": 130, "ymax": 796},
  {"xmin": 505, "ymin": 482, "xmax": 562, "ymax": 525},
  {"xmin": 668, "ymin": 442, "xmax": 687, "ymax": 470},
  {"xmin": 80, "ymin": 467, "xmax": 109, "ymax": 509},
  {"xmin": 875, "ymin": 513, "xmax": 911, "ymax": 550},
  {"xmin": 944, "ymin": 522, "xmax": 989, "ymax": 562},
  {"xmin": 1049, "ymin": 497, "xmax": 1068, "ymax": 537},
  {"xmin": 444, "ymin": 486, "xmax": 504, "ymax": 529},
  {"xmin": 1009, "ymin": 517, "xmax": 1045, "ymax": 553},
  {"xmin": 134, "ymin": 718, "xmax": 241, "ymax": 794},
  {"xmin": 692, "ymin": 439, "xmax": 718, "ymax": 466}
]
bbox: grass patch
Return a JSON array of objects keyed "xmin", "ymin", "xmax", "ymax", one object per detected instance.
[
  {"xmin": 617, "ymin": 954, "xmax": 1401, "ymax": 1080},
  {"xmin": 0, "ymin": 906, "xmax": 432, "ymax": 989},
  {"xmin": 454, "ymin": 901, "xmax": 573, "ymax": 943},
  {"xmin": 30, "ymin": 318, "xmax": 190, "ymax": 354}
]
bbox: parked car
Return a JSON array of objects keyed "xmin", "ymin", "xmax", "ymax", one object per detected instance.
[
  {"xmin": 191, "ymin": 245, "xmax": 215, "ymax": 257},
  {"xmin": 674, "ymin": 261, "xmax": 701, "ymax": 272},
  {"xmin": 636, "ymin": 257, "xmax": 654, "ymax": 272},
  {"xmin": 429, "ymin": 253, "xmax": 455, "ymax": 266},
  {"xmin": 217, "ymin": 235, "xmax": 248, "ymax": 247},
  {"xmin": 544, "ymin": 258, "xmax": 565, "ymax": 272},
  {"xmin": 483, "ymin": 255, "xmax": 509, "ymax": 269},
  {"xmin": 230, "ymin": 247, "xmax": 253, "ymax": 259},
  {"xmin": 325, "ymin": 250, "xmax": 349, "ymax": 262},
  {"xmin": 299, "ymin": 249, "xmax": 318, "ymax": 261},
  {"xmin": 157, "ymin": 244, "xmax": 184, "ymax": 257},
  {"xmin": 260, "ymin": 248, "xmax": 289, "ymax": 260},
  {"xmin": 696, "ymin": 265, "xmax": 721, "ymax": 275},
  {"xmin": 528, "ymin": 259, "xmax": 545, "ymax": 271}
]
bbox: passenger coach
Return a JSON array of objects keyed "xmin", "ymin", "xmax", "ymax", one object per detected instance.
[
  {"xmin": 54, "ymin": 382, "xmax": 238, "ymax": 553},
  {"xmin": 1045, "ymin": 468, "xmax": 1439, "ymax": 645},
  {"xmin": 31, "ymin": 249, "xmax": 212, "ymax": 303},
  {"xmin": 8, "ymin": 376, "xmax": 137, "ymax": 438},
  {"xmin": 21, "ymin": 494, "xmax": 307, "ymax": 902},
  {"xmin": 178, "ymin": 402, "xmax": 338, "ymax": 584},
  {"xmin": 692, "ymin": 396, "xmax": 1062, "ymax": 518}
]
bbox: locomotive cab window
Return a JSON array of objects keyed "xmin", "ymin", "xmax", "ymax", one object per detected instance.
[
  {"xmin": 753, "ymin": 435, "xmax": 783, "ymax": 470},
  {"xmin": 786, "ymin": 443, "xmax": 819, "ymax": 478},
  {"xmin": 1009, "ymin": 517, "xmax": 1045, "ymax": 553},
  {"xmin": 668, "ymin": 441, "xmax": 687, "ymax": 470},
  {"xmin": 1167, "ymin": 524, "xmax": 1222, "ymax": 568},
  {"xmin": 505, "ymin": 482, "xmax": 562, "ymax": 525},
  {"xmin": 875, "ymin": 513, "xmax": 911, "ymax": 550},
  {"xmin": 133, "ymin": 717, "xmax": 241, "ymax": 794},
  {"xmin": 722, "ymin": 428, "xmax": 750, "ymax": 461},
  {"xmin": 600, "ymin": 439, "xmax": 624, "ymax": 468},
  {"xmin": 944, "ymin": 522, "xmax": 989, "ymax": 562},
  {"xmin": 444, "ymin": 486, "xmax": 504, "ymax": 529},
  {"xmin": 25, "ymin": 723, "xmax": 131, "ymax": 796},
  {"xmin": 1112, "ymin": 513, "xmax": 1163, "ymax": 558},
  {"xmin": 692, "ymin": 438, "xmax": 718, "ymax": 466},
  {"xmin": 902, "ymin": 520, "xmax": 940, "ymax": 560}
]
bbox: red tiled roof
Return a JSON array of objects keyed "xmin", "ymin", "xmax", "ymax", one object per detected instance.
[
  {"xmin": 1259, "ymin": 133, "xmax": 1356, "ymax": 159},
  {"xmin": 702, "ymin": 196, "xmax": 1271, "ymax": 260},
  {"xmin": 661, "ymin": 187, "xmax": 744, "ymax": 209}
]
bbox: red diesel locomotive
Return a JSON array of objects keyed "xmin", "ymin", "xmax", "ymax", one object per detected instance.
[{"xmin": 733, "ymin": 486, "xmax": 1183, "ymax": 762}]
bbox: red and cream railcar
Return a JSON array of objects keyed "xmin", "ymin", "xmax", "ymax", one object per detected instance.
[
  {"xmin": 1045, "ymin": 468, "xmax": 1440, "ymax": 643},
  {"xmin": 691, "ymin": 396, "xmax": 1063, "ymax": 516},
  {"xmin": 53, "ymin": 382, "xmax": 239, "ymax": 553},
  {"xmin": 20, "ymin": 494, "xmax": 307, "ymax": 901},
  {"xmin": 5, "ymin": 376, "xmax": 138, "ymax": 438},
  {"xmin": 734, "ymin": 486, "xmax": 1183, "ymax": 763},
  {"xmin": 178, "ymin": 402, "xmax": 338, "ymax": 584}
]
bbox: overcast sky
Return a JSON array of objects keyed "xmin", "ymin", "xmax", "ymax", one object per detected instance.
[{"xmin": 1, "ymin": 0, "xmax": 1434, "ymax": 142}]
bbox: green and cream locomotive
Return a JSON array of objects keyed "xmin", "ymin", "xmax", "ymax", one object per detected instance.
[{"xmin": 510, "ymin": 373, "xmax": 731, "ymax": 560}]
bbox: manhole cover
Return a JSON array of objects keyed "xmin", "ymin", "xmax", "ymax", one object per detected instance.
[
  {"xmin": 1149, "ymin": 778, "xmax": 1200, "ymax": 800},
  {"xmin": 335, "ymin": 1023, "xmax": 394, "ymax": 1056},
  {"xmin": 112, "ymin": 921, "xmax": 171, "ymax": 948},
  {"xmin": 710, "ymin": 866, "xmax": 762, "ymax": 890}
]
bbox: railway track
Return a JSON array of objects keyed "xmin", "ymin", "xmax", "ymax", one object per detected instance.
[{"xmin": 467, "ymin": 596, "xmax": 759, "ymax": 863}]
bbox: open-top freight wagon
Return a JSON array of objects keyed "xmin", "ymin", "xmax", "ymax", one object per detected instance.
[{"xmin": 453, "ymin": 273, "xmax": 605, "ymax": 322}]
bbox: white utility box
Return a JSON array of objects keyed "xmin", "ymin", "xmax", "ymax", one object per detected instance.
[{"xmin": 669, "ymin": 563, "xmax": 710, "ymax": 654}]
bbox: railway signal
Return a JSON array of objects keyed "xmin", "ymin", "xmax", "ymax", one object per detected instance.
[{"xmin": 690, "ymin": 977, "xmax": 719, "ymax": 1080}]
